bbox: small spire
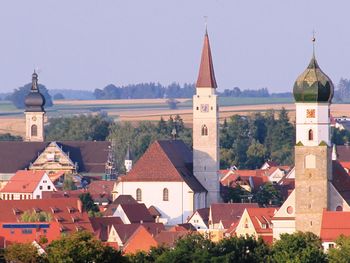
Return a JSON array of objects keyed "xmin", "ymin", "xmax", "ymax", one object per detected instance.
[
  {"xmin": 312, "ymin": 30, "xmax": 316, "ymax": 58},
  {"xmin": 204, "ymin": 16, "xmax": 208, "ymax": 35}
]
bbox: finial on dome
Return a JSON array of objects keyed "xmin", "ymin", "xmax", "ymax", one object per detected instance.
[
  {"xmin": 32, "ymin": 69, "xmax": 38, "ymax": 91},
  {"xmin": 312, "ymin": 30, "xmax": 316, "ymax": 54}
]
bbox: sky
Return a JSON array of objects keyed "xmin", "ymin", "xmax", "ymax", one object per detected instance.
[{"xmin": 0, "ymin": 1, "xmax": 350, "ymax": 93}]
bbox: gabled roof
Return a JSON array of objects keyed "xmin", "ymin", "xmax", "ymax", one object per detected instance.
[
  {"xmin": 120, "ymin": 203, "xmax": 154, "ymax": 223},
  {"xmin": 210, "ymin": 203, "xmax": 259, "ymax": 225},
  {"xmin": 0, "ymin": 170, "xmax": 46, "ymax": 193},
  {"xmin": 332, "ymin": 161, "xmax": 350, "ymax": 202},
  {"xmin": 112, "ymin": 223, "xmax": 164, "ymax": 244},
  {"xmin": 0, "ymin": 198, "xmax": 92, "ymax": 233},
  {"xmin": 148, "ymin": 206, "xmax": 161, "ymax": 217},
  {"xmin": 89, "ymin": 217, "xmax": 123, "ymax": 241},
  {"xmin": 320, "ymin": 210, "xmax": 350, "ymax": 242},
  {"xmin": 0, "ymin": 141, "xmax": 110, "ymax": 173},
  {"xmin": 119, "ymin": 140, "xmax": 206, "ymax": 192},
  {"xmin": 104, "ymin": 195, "xmax": 137, "ymax": 216},
  {"xmin": 246, "ymin": 207, "xmax": 276, "ymax": 234},
  {"xmin": 87, "ymin": 180, "xmax": 115, "ymax": 202},
  {"xmin": 123, "ymin": 225, "xmax": 158, "ymax": 254},
  {"xmin": 155, "ymin": 230, "xmax": 190, "ymax": 247},
  {"xmin": 196, "ymin": 31, "xmax": 217, "ymax": 88}
]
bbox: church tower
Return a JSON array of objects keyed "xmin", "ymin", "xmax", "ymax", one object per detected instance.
[
  {"xmin": 294, "ymin": 39, "xmax": 334, "ymax": 235},
  {"xmin": 193, "ymin": 30, "xmax": 220, "ymax": 206},
  {"xmin": 124, "ymin": 144, "xmax": 133, "ymax": 173},
  {"xmin": 24, "ymin": 71, "xmax": 46, "ymax": 142}
]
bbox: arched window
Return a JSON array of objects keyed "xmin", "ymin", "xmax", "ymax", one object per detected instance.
[
  {"xmin": 336, "ymin": 205, "xmax": 343, "ymax": 211},
  {"xmin": 31, "ymin": 124, "xmax": 38, "ymax": 137},
  {"xmin": 136, "ymin": 188, "xmax": 142, "ymax": 202},
  {"xmin": 201, "ymin": 125, "xmax": 208, "ymax": 136},
  {"xmin": 308, "ymin": 129, "xmax": 313, "ymax": 141},
  {"xmin": 163, "ymin": 188, "xmax": 169, "ymax": 201}
]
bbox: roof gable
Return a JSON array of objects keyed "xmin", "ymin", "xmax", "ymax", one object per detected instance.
[
  {"xmin": 210, "ymin": 203, "xmax": 259, "ymax": 225},
  {"xmin": 0, "ymin": 170, "xmax": 46, "ymax": 193},
  {"xmin": 119, "ymin": 140, "xmax": 206, "ymax": 192}
]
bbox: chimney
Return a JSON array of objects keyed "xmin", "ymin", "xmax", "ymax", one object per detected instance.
[{"xmin": 77, "ymin": 199, "xmax": 83, "ymax": 213}]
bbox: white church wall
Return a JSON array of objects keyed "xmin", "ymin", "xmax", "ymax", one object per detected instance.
[{"xmin": 115, "ymin": 181, "xmax": 202, "ymax": 225}]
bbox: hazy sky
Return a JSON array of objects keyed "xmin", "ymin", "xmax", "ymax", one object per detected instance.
[{"xmin": 1, "ymin": 1, "xmax": 350, "ymax": 93}]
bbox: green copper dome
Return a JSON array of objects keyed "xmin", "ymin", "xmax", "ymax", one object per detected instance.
[{"xmin": 293, "ymin": 55, "xmax": 334, "ymax": 103}]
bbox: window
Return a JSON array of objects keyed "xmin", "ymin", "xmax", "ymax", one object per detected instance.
[
  {"xmin": 329, "ymin": 243, "xmax": 335, "ymax": 249},
  {"xmin": 308, "ymin": 129, "xmax": 313, "ymax": 141},
  {"xmin": 163, "ymin": 188, "xmax": 169, "ymax": 201},
  {"xmin": 39, "ymin": 186, "xmax": 43, "ymax": 190},
  {"xmin": 22, "ymin": 229, "xmax": 33, "ymax": 234},
  {"xmin": 136, "ymin": 188, "xmax": 142, "ymax": 202},
  {"xmin": 201, "ymin": 125, "xmax": 208, "ymax": 136},
  {"xmin": 48, "ymin": 186, "xmax": 51, "ymax": 190},
  {"xmin": 31, "ymin": 125, "xmax": 38, "ymax": 137},
  {"xmin": 336, "ymin": 205, "xmax": 343, "ymax": 211}
]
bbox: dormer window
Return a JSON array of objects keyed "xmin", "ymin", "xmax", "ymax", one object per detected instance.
[
  {"xmin": 51, "ymin": 207, "xmax": 59, "ymax": 213},
  {"xmin": 67, "ymin": 207, "xmax": 75, "ymax": 213}
]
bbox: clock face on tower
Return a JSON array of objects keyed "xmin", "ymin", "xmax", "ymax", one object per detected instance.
[
  {"xmin": 306, "ymin": 109, "xmax": 315, "ymax": 118},
  {"xmin": 200, "ymin": 104, "xmax": 209, "ymax": 112},
  {"xmin": 32, "ymin": 116, "xmax": 37, "ymax": 121}
]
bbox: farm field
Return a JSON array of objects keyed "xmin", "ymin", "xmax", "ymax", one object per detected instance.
[{"xmin": 1, "ymin": 98, "xmax": 350, "ymax": 137}]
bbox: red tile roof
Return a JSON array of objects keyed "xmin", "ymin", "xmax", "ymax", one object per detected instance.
[
  {"xmin": 210, "ymin": 203, "xmax": 259, "ymax": 225},
  {"xmin": 104, "ymin": 195, "xmax": 138, "ymax": 216},
  {"xmin": 0, "ymin": 198, "xmax": 92, "ymax": 234},
  {"xmin": 246, "ymin": 207, "xmax": 276, "ymax": 234},
  {"xmin": 123, "ymin": 225, "xmax": 158, "ymax": 254},
  {"xmin": 119, "ymin": 140, "xmax": 206, "ymax": 192},
  {"xmin": 113, "ymin": 223, "xmax": 164, "ymax": 244},
  {"xmin": 89, "ymin": 217, "xmax": 123, "ymax": 241},
  {"xmin": 87, "ymin": 180, "xmax": 115, "ymax": 202},
  {"xmin": 120, "ymin": 203, "xmax": 154, "ymax": 223},
  {"xmin": 155, "ymin": 230, "xmax": 190, "ymax": 247},
  {"xmin": 321, "ymin": 210, "xmax": 350, "ymax": 242},
  {"xmin": 196, "ymin": 31, "xmax": 217, "ymax": 88},
  {"xmin": 0, "ymin": 170, "xmax": 46, "ymax": 193}
]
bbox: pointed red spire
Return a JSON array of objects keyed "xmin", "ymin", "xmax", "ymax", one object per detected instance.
[{"xmin": 196, "ymin": 30, "xmax": 217, "ymax": 88}]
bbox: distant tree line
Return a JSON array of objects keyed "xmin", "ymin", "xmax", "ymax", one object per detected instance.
[
  {"xmin": 94, "ymin": 83, "xmax": 294, "ymax": 100},
  {"xmin": 93, "ymin": 83, "xmax": 195, "ymax": 100}
]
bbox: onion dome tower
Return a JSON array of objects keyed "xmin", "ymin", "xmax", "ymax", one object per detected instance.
[
  {"xmin": 294, "ymin": 36, "xmax": 334, "ymax": 235},
  {"xmin": 24, "ymin": 71, "xmax": 46, "ymax": 142}
]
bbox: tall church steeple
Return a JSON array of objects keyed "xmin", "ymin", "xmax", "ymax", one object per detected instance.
[
  {"xmin": 193, "ymin": 29, "xmax": 220, "ymax": 206},
  {"xmin": 24, "ymin": 71, "xmax": 46, "ymax": 142},
  {"xmin": 294, "ymin": 37, "xmax": 334, "ymax": 235}
]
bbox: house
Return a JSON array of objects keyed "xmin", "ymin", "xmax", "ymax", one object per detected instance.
[
  {"xmin": 123, "ymin": 225, "xmax": 159, "ymax": 255},
  {"xmin": 113, "ymin": 140, "xmax": 207, "ymax": 225},
  {"xmin": 320, "ymin": 210, "xmax": 350, "ymax": 251},
  {"xmin": 155, "ymin": 230, "xmax": 191, "ymax": 248},
  {"xmin": 187, "ymin": 208, "xmax": 209, "ymax": 230},
  {"xmin": 0, "ymin": 170, "xmax": 56, "ymax": 200},
  {"xmin": 104, "ymin": 195, "xmax": 138, "ymax": 217},
  {"xmin": 0, "ymin": 198, "xmax": 93, "ymax": 247},
  {"xmin": 111, "ymin": 203, "xmax": 155, "ymax": 224},
  {"xmin": 235, "ymin": 207, "xmax": 276, "ymax": 244},
  {"xmin": 107, "ymin": 223, "xmax": 164, "ymax": 249},
  {"xmin": 209, "ymin": 203, "xmax": 259, "ymax": 229},
  {"xmin": 89, "ymin": 216, "xmax": 123, "ymax": 242},
  {"xmin": 86, "ymin": 180, "xmax": 116, "ymax": 207},
  {"xmin": 0, "ymin": 141, "xmax": 111, "ymax": 179}
]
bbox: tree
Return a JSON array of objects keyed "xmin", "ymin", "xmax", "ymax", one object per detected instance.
[
  {"xmin": 63, "ymin": 177, "xmax": 77, "ymax": 191},
  {"xmin": 0, "ymin": 133, "xmax": 22, "ymax": 141},
  {"xmin": 328, "ymin": 235, "xmax": 350, "ymax": 263},
  {"xmin": 53, "ymin": 93, "xmax": 65, "ymax": 100},
  {"xmin": 155, "ymin": 234, "xmax": 215, "ymax": 263},
  {"xmin": 20, "ymin": 210, "xmax": 53, "ymax": 222},
  {"xmin": 79, "ymin": 193, "xmax": 100, "ymax": 216},
  {"xmin": 253, "ymin": 182, "xmax": 283, "ymax": 207},
  {"xmin": 9, "ymin": 83, "xmax": 53, "ymax": 109},
  {"xmin": 271, "ymin": 232, "xmax": 327, "ymax": 263},
  {"xmin": 46, "ymin": 231, "xmax": 126, "ymax": 263},
  {"xmin": 46, "ymin": 114, "xmax": 111, "ymax": 141},
  {"xmin": 222, "ymin": 185, "xmax": 248, "ymax": 203},
  {"xmin": 4, "ymin": 243, "xmax": 45, "ymax": 263}
]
